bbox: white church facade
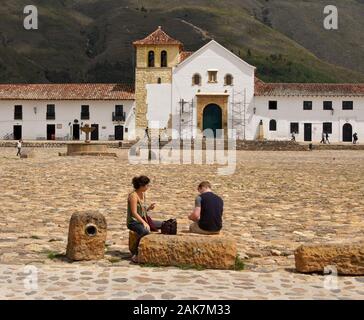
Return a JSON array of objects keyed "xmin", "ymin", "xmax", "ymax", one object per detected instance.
[{"xmin": 0, "ymin": 27, "xmax": 363, "ymax": 143}]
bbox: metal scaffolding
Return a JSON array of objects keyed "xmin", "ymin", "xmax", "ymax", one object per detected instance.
[
  {"xmin": 179, "ymin": 98, "xmax": 194, "ymax": 139},
  {"xmin": 230, "ymin": 88, "xmax": 247, "ymax": 140}
]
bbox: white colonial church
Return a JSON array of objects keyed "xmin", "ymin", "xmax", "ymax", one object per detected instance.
[{"xmin": 0, "ymin": 27, "xmax": 363, "ymax": 143}]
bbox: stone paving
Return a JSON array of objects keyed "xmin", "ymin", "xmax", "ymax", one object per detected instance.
[
  {"xmin": 0, "ymin": 147, "xmax": 363, "ymax": 299},
  {"xmin": 1, "ymin": 265, "xmax": 363, "ymax": 300}
]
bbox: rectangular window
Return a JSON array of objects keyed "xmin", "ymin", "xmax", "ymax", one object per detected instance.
[
  {"xmin": 269, "ymin": 101, "xmax": 277, "ymax": 110},
  {"xmin": 342, "ymin": 101, "xmax": 353, "ymax": 110},
  {"xmin": 115, "ymin": 105, "xmax": 123, "ymax": 115},
  {"xmin": 113, "ymin": 105, "xmax": 125, "ymax": 122},
  {"xmin": 81, "ymin": 105, "xmax": 90, "ymax": 120},
  {"xmin": 303, "ymin": 101, "xmax": 312, "ymax": 110},
  {"xmin": 323, "ymin": 101, "xmax": 333, "ymax": 110},
  {"xmin": 323, "ymin": 122, "xmax": 332, "ymax": 134},
  {"xmin": 81, "ymin": 105, "xmax": 89, "ymax": 113},
  {"xmin": 208, "ymin": 71, "xmax": 218, "ymax": 83},
  {"xmin": 46, "ymin": 104, "xmax": 55, "ymax": 120},
  {"xmin": 290, "ymin": 122, "xmax": 299, "ymax": 134},
  {"xmin": 14, "ymin": 105, "xmax": 23, "ymax": 120}
]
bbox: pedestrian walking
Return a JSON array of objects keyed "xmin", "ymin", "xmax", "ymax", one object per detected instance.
[
  {"xmin": 320, "ymin": 132, "xmax": 326, "ymax": 144},
  {"xmin": 353, "ymin": 132, "xmax": 358, "ymax": 144},
  {"xmin": 16, "ymin": 139, "xmax": 22, "ymax": 157},
  {"xmin": 291, "ymin": 132, "xmax": 296, "ymax": 142},
  {"xmin": 144, "ymin": 126, "xmax": 150, "ymax": 140},
  {"xmin": 325, "ymin": 132, "xmax": 330, "ymax": 144}
]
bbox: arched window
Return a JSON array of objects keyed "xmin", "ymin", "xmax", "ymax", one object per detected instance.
[
  {"xmin": 192, "ymin": 73, "xmax": 201, "ymax": 86},
  {"xmin": 269, "ymin": 119, "xmax": 277, "ymax": 131},
  {"xmin": 225, "ymin": 74, "xmax": 233, "ymax": 86},
  {"xmin": 157, "ymin": 77, "xmax": 162, "ymax": 84},
  {"xmin": 148, "ymin": 51, "xmax": 155, "ymax": 67},
  {"xmin": 161, "ymin": 50, "xmax": 167, "ymax": 67}
]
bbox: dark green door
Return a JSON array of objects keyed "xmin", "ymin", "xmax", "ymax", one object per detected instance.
[{"xmin": 203, "ymin": 104, "xmax": 222, "ymax": 138}]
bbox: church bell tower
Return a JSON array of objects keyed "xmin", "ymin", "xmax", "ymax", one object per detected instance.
[{"xmin": 133, "ymin": 26, "xmax": 183, "ymax": 135}]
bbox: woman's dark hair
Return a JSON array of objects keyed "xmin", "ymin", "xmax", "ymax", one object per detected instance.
[{"xmin": 132, "ymin": 176, "xmax": 150, "ymax": 189}]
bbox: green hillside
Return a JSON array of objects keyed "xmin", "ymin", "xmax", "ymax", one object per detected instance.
[{"xmin": 0, "ymin": 0, "xmax": 363, "ymax": 83}]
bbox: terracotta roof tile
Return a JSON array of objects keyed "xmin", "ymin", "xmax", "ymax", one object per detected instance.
[
  {"xmin": 0, "ymin": 83, "xmax": 135, "ymax": 100},
  {"xmin": 255, "ymin": 78, "xmax": 364, "ymax": 96},
  {"xmin": 133, "ymin": 26, "xmax": 183, "ymax": 46},
  {"xmin": 179, "ymin": 51, "xmax": 194, "ymax": 63}
]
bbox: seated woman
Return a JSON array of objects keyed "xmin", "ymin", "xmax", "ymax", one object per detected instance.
[{"xmin": 127, "ymin": 175, "xmax": 162, "ymax": 263}]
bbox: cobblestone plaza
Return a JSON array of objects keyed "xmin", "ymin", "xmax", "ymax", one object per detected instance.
[{"xmin": 0, "ymin": 148, "xmax": 363, "ymax": 299}]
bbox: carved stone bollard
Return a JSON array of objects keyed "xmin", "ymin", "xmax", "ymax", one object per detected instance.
[{"xmin": 66, "ymin": 212, "xmax": 107, "ymax": 261}]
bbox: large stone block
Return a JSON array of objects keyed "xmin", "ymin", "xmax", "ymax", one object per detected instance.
[
  {"xmin": 129, "ymin": 230, "xmax": 139, "ymax": 255},
  {"xmin": 295, "ymin": 243, "xmax": 364, "ymax": 275},
  {"xmin": 138, "ymin": 234, "xmax": 237, "ymax": 270},
  {"xmin": 66, "ymin": 212, "xmax": 107, "ymax": 261}
]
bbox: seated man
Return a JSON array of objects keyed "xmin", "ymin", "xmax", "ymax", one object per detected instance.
[{"xmin": 188, "ymin": 181, "xmax": 223, "ymax": 235}]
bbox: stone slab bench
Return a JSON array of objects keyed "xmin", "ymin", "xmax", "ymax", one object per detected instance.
[
  {"xmin": 295, "ymin": 243, "xmax": 364, "ymax": 276},
  {"xmin": 134, "ymin": 233, "xmax": 237, "ymax": 270}
]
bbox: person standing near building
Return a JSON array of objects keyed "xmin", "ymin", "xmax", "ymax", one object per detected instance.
[
  {"xmin": 16, "ymin": 140, "xmax": 22, "ymax": 157},
  {"xmin": 325, "ymin": 132, "xmax": 330, "ymax": 144},
  {"xmin": 144, "ymin": 126, "xmax": 150, "ymax": 140},
  {"xmin": 353, "ymin": 133, "xmax": 358, "ymax": 144},
  {"xmin": 320, "ymin": 132, "xmax": 326, "ymax": 144},
  {"xmin": 291, "ymin": 132, "xmax": 296, "ymax": 142}
]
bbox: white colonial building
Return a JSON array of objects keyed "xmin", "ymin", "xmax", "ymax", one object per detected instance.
[
  {"xmin": 0, "ymin": 84, "xmax": 135, "ymax": 141},
  {"xmin": 0, "ymin": 27, "xmax": 363, "ymax": 143}
]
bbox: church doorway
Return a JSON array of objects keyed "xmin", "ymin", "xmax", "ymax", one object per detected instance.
[
  {"xmin": 203, "ymin": 104, "xmax": 222, "ymax": 138},
  {"xmin": 343, "ymin": 123, "xmax": 353, "ymax": 142}
]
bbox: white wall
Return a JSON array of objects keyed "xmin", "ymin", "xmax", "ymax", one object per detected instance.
[
  {"xmin": 252, "ymin": 96, "xmax": 364, "ymax": 142},
  {"xmin": 146, "ymin": 83, "xmax": 172, "ymax": 129},
  {"xmin": 0, "ymin": 100, "xmax": 135, "ymax": 141},
  {"xmin": 172, "ymin": 41, "xmax": 255, "ymax": 139}
]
